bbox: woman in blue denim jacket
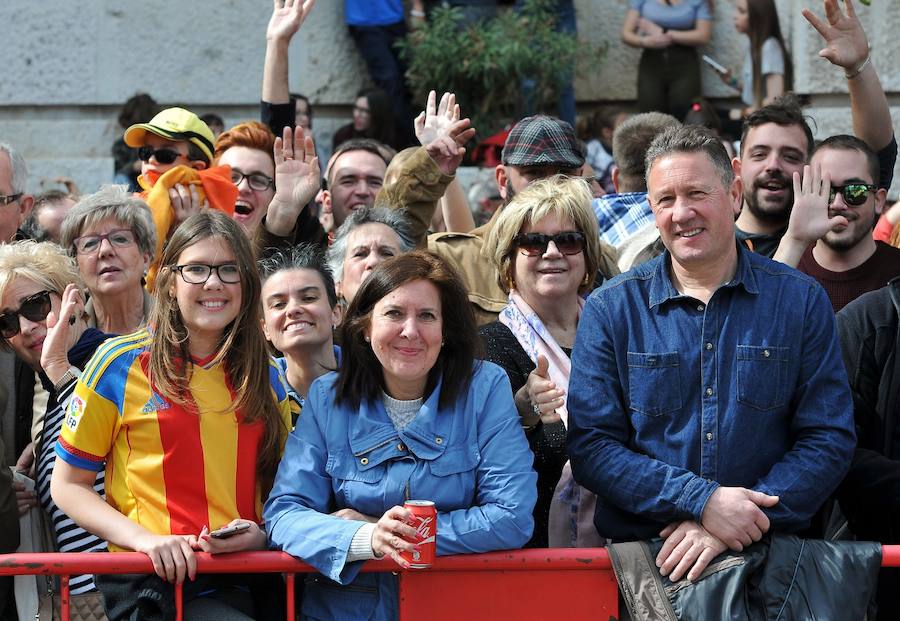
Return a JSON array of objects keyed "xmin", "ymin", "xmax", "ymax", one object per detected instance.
[{"xmin": 264, "ymin": 251, "xmax": 537, "ymax": 620}]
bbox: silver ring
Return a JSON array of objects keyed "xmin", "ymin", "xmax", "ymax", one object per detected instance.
[{"xmin": 532, "ymin": 402, "xmax": 540, "ymax": 416}]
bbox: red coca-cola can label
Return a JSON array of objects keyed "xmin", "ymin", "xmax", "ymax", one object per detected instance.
[{"xmin": 402, "ymin": 500, "xmax": 436, "ymax": 569}]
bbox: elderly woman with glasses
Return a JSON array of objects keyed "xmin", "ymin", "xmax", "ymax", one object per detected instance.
[
  {"xmin": 0, "ymin": 240, "xmax": 109, "ymax": 597},
  {"xmin": 480, "ymin": 175, "xmax": 605, "ymax": 549},
  {"xmin": 59, "ymin": 185, "xmax": 156, "ymax": 335}
]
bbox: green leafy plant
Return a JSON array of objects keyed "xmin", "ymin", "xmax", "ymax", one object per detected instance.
[{"xmin": 398, "ymin": 0, "xmax": 600, "ymax": 137}]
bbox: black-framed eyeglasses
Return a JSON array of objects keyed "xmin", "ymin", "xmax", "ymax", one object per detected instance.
[
  {"xmin": 514, "ymin": 231, "xmax": 586, "ymax": 257},
  {"xmin": 230, "ymin": 169, "xmax": 275, "ymax": 192},
  {"xmin": 0, "ymin": 290, "xmax": 52, "ymax": 339},
  {"xmin": 137, "ymin": 146, "xmax": 185, "ymax": 165},
  {"xmin": 173, "ymin": 263, "xmax": 241, "ymax": 284},
  {"xmin": 73, "ymin": 229, "xmax": 137, "ymax": 254},
  {"xmin": 0, "ymin": 193, "xmax": 23, "ymax": 206},
  {"xmin": 829, "ymin": 183, "xmax": 877, "ymax": 207}
]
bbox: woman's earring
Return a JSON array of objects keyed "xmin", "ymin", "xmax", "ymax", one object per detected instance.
[{"xmin": 364, "ymin": 335, "xmax": 370, "ymax": 343}]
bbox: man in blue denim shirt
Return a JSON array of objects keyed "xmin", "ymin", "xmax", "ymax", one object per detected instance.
[{"xmin": 567, "ymin": 126, "xmax": 855, "ymax": 583}]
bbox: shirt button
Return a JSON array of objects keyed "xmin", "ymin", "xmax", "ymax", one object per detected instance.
[
  {"xmin": 397, "ymin": 443, "xmax": 405, "ymax": 452},
  {"xmin": 706, "ymin": 432, "xmax": 713, "ymax": 441},
  {"xmin": 360, "ymin": 457, "xmax": 369, "ymax": 465},
  {"xmin": 763, "ymin": 349, "xmax": 770, "ymax": 358},
  {"xmin": 697, "ymin": 304, "xmax": 705, "ymax": 312},
  {"xmin": 705, "ymin": 387, "xmax": 713, "ymax": 397},
  {"xmin": 705, "ymin": 342, "xmax": 713, "ymax": 351},
  {"xmin": 435, "ymin": 437, "xmax": 443, "ymax": 445}
]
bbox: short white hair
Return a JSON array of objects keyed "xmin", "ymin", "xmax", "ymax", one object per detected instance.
[{"xmin": 0, "ymin": 143, "xmax": 28, "ymax": 194}]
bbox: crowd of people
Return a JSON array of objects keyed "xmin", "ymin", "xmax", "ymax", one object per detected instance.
[{"xmin": 0, "ymin": 0, "xmax": 899, "ymax": 619}]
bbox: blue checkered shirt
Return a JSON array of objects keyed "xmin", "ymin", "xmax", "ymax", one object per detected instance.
[{"xmin": 592, "ymin": 192, "xmax": 653, "ymax": 248}]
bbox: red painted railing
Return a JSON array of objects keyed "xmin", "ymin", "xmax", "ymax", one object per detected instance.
[
  {"xmin": 0, "ymin": 548, "xmax": 618, "ymax": 620},
  {"xmin": 3, "ymin": 546, "xmax": 898, "ymax": 620}
]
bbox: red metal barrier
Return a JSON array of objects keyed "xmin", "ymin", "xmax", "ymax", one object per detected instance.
[
  {"xmin": 3, "ymin": 545, "xmax": 898, "ymax": 620},
  {"xmin": 0, "ymin": 548, "xmax": 617, "ymax": 621}
]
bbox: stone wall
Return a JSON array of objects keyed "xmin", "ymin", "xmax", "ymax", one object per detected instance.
[{"xmin": 1, "ymin": 0, "xmax": 897, "ymax": 196}]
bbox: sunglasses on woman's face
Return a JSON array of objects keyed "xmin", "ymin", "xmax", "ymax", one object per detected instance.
[
  {"xmin": 829, "ymin": 183, "xmax": 877, "ymax": 207},
  {"xmin": 137, "ymin": 146, "xmax": 184, "ymax": 165},
  {"xmin": 514, "ymin": 231, "xmax": 586, "ymax": 257},
  {"xmin": 0, "ymin": 290, "xmax": 52, "ymax": 339}
]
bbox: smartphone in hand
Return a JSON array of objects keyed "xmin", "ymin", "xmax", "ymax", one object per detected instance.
[
  {"xmin": 702, "ymin": 54, "xmax": 729, "ymax": 75},
  {"xmin": 209, "ymin": 522, "xmax": 252, "ymax": 539}
]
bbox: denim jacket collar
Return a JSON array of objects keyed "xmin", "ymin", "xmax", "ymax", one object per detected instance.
[
  {"xmin": 648, "ymin": 242, "xmax": 760, "ymax": 309},
  {"xmin": 349, "ymin": 377, "xmax": 450, "ymax": 465}
]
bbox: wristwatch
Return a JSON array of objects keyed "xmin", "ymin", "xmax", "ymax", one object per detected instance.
[{"xmin": 53, "ymin": 366, "xmax": 81, "ymax": 393}]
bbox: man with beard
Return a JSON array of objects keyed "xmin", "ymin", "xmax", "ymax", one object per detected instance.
[
  {"xmin": 426, "ymin": 115, "xmax": 620, "ymax": 324},
  {"xmin": 734, "ymin": 0, "xmax": 896, "ymax": 258},
  {"xmin": 773, "ymin": 136, "xmax": 900, "ymax": 312}
]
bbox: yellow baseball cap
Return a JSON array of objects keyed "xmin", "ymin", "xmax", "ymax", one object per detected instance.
[{"xmin": 124, "ymin": 107, "xmax": 215, "ymax": 162}]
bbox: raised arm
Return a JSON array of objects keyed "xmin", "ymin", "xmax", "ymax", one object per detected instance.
[
  {"xmin": 803, "ymin": 0, "xmax": 892, "ymax": 151},
  {"xmin": 262, "ymin": 0, "xmax": 315, "ymax": 105},
  {"xmin": 377, "ymin": 91, "xmax": 475, "ymax": 245}
]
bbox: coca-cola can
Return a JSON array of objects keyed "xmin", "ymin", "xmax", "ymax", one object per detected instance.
[{"xmin": 402, "ymin": 500, "xmax": 436, "ymax": 569}]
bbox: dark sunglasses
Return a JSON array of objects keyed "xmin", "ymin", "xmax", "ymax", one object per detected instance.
[
  {"xmin": 514, "ymin": 231, "xmax": 586, "ymax": 257},
  {"xmin": 0, "ymin": 290, "xmax": 52, "ymax": 339},
  {"xmin": 829, "ymin": 183, "xmax": 877, "ymax": 207},
  {"xmin": 137, "ymin": 146, "xmax": 184, "ymax": 165}
]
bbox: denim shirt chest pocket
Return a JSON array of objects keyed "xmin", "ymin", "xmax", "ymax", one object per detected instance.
[
  {"xmin": 736, "ymin": 345, "xmax": 790, "ymax": 411},
  {"xmin": 627, "ymin": 351, "xmax": 683, "ymax": 416}
]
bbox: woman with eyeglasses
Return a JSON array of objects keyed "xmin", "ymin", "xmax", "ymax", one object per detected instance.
[
  {"xmin": 52, "ymin": 211, "xmax": 291, "ymax": 620},
  {"xmin": 0, "ymin": 240, "xmax": 110, "ymax": 598},
  {"xmin": 214, "ymin": 121, "xmax": 323, "ymax": 247},
  {"xmin": 480, "ymin": 175, "xmax": 605, "ymax": 549},
  {"xmin": 59, "ymin": 185, "xmax": 156, "ymax": 335}
]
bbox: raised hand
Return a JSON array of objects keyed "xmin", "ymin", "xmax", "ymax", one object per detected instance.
[
  {"xmin": 788, "ymin": 164, "xmax": 845, "ymax": 242},
  {"xmin": 41, "ymin": 284, "xmax": 86, "ymax": 384},
  {"xmin": 657, "ymin": 520, "xmax": 728, "ymax": 582},
  {"xmin": 700, "ymin": 486, "xmax": 779, "ymax": 551},
  {"xmin": 416, "ymin": 91, "xmax": 476, "ymax": 176},
  {"xmin": 266, "ymin": 0, "xmax": 316, "ymax": 43},
  {"xmin": 266, "ymin": 125, "xmax": 321, "ymax": 236},
  {"xmin": 802, "ymin": 0, "xmax": 869, "ymax": 70}
]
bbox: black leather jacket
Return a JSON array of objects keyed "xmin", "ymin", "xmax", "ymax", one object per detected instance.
[
  {"xmin": 836, "ymin": 277, "xmax": 900, "ymax": 542},
  {"xmin": 609, "ymin": 535, "xmax": 881, "ymax": 620}
]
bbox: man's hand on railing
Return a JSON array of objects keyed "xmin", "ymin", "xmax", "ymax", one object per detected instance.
[{"xmin": 656, "ymin": 520, "xmax": 728, "ymax": 582}]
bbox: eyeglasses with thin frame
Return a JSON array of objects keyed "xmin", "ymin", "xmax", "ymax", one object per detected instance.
[
  {"xmin": 514, "ymin": 231, "xmax": 586, "ymax": 257},
  {"xmin": 230, "ymin": 169, "xmax": 275, "ymax": 192},
  {"xmin": 174, "ymin": 263, "xmax": 242, "ymax": 285},
  {"xmin": 73, "ymin": 229, "xmax": 137, "ymax": 254},
  {"xmin": 0, "ymin": 194, "xmax": 22, "ymax": 206},
  {"xmin": 0, "ymin": 290, "xmax": 52, "ymax": 339},
  {"xmin": 829, "ymin": 183, "xmax": 877, "ymax": 207},
  {"xmin": 137, "ymin": 146, "xmax": 185, "ymax": 165}
]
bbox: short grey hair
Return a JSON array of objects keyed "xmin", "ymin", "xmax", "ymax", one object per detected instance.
[
  {"xmin": 645, "ymin": 126, "xmax": 734, "ymax": 189},
  {"xmin": 327, "ymin": 206, "xmax": 415, "ymax": 284},
  {"xmin": 59, "ymin": 185, "xmax": 157, "ymax": 257},
  {"xmin": 0, "ymin": 143, "xmax": 28, "ymax": 194}
]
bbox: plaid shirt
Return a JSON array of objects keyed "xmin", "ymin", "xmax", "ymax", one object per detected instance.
[{"xmin": 592, "ymin": 192, "xmax": 652, "ymax": 248}]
